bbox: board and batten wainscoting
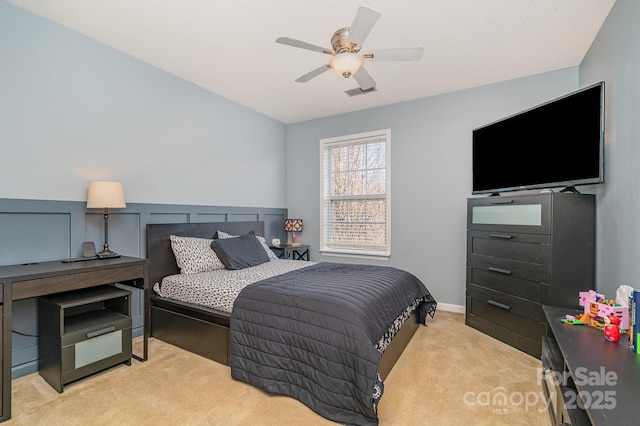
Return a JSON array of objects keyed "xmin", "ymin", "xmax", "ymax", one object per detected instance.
[{"xmin": 0, "ymin": 198, "xmax": 287, "ymax": 379}]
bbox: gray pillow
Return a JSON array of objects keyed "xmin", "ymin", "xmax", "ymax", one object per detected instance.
[
  {"xmin": 210, "ymin": 231, "xmax": 270, "ymax": 270},
  {"xmin": 215, "ymin": 230, "xmax": 278, "ymax": 260}
]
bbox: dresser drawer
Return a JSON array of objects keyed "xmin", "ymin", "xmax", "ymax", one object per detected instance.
[
  {"xmin": 467, "ymin": 194, "xmax": 551, "ymax": 234},
  {"xmin": 467, "ymin": 260, "xmax": 549, "ymax": 304},
  {"xmin": 466, "ymin": 301, "xmax": 543, "ymax": 358},
  {"xmin": 467, "ymin": 281, "xmax": 545, "ymax": 317},
  {"xmin": 466, "ymin": 290, "xmax": 546, "ymax": 354},
  {"xmin": 467, "ymin": 230, "xmax": 550, "ymax": 274}
]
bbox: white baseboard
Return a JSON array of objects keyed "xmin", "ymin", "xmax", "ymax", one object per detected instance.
[{"xmin": 436, "ymin": 303, "xmax": 465, "ymax": 314}]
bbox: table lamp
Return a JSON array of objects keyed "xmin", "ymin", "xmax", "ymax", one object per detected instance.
[
  {"xmin": 284, "ymin": 219, "xmax": 303, "ymax": 247},
  {"xmin": 87, "ymin": 181, "xmax": 126, "ymax": 257}
]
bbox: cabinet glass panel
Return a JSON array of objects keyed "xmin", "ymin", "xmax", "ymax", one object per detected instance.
[
  {"xmin": 75, "ymin": 330, "xmax": 122, "ymax": 369},
  {"xmin": 472, "ymin": 204, "xmax": 542, "ymax": 226}
]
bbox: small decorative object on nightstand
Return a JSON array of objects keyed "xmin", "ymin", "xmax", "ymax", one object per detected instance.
[{"xmin": 284, "ymin": 219, "xmax": 303, "ymax": 247}]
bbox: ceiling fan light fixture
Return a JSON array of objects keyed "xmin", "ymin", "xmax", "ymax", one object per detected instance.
[{"xmin": 330, "ymin": 52, "xmax": 363, "ymax": 78}]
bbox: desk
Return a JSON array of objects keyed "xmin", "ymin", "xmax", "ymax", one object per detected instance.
[{"xmin": 0, "ymin": 256, "xmax": 148, "ymax": 422}]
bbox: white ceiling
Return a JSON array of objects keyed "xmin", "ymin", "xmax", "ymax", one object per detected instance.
[{"xmin": 7, "ymin": 0, "xmax": 615, "ymax": 124}]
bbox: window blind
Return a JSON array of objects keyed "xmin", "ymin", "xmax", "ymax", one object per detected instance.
[{"xmin": 320, "ymin": 130, "xmax": 390, "ymax": 257}]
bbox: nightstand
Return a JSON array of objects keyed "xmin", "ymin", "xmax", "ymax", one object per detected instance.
[
  {"xmin": 38, "ymin": 286, "xmax": 133, "ymax": 393},
  {"xmin": 270, "ymin": 244, "xmax": 310, "ymax": 261}
]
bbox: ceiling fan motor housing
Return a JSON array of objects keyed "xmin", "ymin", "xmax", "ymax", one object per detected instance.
[{"xmin": 331, "ymin": 28, "xmax": 359, "ymax": 53}]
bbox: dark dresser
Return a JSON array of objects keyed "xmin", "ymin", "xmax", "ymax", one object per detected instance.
[{"xmin": 465, "ymin": 192, "xmax": 595, "ymax": 357}]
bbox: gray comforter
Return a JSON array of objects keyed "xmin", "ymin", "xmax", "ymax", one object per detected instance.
[{"xmin": 230, "ymin": 262, "xmax": 437, "ymax": 425}]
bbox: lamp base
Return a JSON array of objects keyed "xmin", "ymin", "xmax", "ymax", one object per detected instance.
[
  {"xmin": 283, "ymin": 242, "xmax": 302, "ymax": 247},
  {"xmin": 97, "ymin": 250, "xmax": 121, "ymax": 259}
]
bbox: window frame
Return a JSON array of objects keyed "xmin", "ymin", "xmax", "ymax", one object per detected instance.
[{"xmin": 319, "ymin": 129, "xmax": 391, "ymax": 259}]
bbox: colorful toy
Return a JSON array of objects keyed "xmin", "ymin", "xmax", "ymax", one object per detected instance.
[
  {"xmin": 579, "ymin": 290, "xmax": 629, "ymax": 330},
  {"xmin": 562, "ymin": 313, "xmax": 593, "ymax": 325},
  {"xmin": 604, "ymin": 315, "xmax": 621, "ymax": 342}
]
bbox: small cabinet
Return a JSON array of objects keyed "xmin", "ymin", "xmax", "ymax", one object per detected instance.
[
  {"xmin": 270, "ymin": 245, "xmax": 310, "ymax": 261},
  {"xmin": 466, "ymin": 193, "xmax": 595, "ymax": 357},
  {"xmin": 38, "ymin": 286, "xmax": 132, "ymax": 392}
]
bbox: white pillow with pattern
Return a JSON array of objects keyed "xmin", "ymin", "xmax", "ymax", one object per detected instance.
[{"xmin": 170, "ymin": 235, "xmax": 226, "ymax": 274}]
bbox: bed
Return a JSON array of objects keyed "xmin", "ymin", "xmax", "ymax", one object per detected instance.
[{"xmin": 147, "ymin": 221, "xmax": 436, "ymax": 425}]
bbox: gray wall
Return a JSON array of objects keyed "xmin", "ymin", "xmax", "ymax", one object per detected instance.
[
  {"xmin": 286, "ymin": 69, "xmax": 579, "ymax": 309},
  {"xmin": 0, "ymin": 0, "xmax": 290, "ymax": 379},
  {"xmin": 580, "ymin": 0, "xmax": 640, "ymax": 297},
  {"xmin": 3, "ymin": 0, "xmax": 635, "ymax": 329},
  {"xmin": 0, "ymin": 1, "xmax": 287, "ymax": 208},
  {"xmin": 0, "ymin": 197, "xmax": 287, "ymax": 378}
]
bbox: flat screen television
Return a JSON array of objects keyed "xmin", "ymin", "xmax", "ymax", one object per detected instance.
[{"xmin": 472, "ymin": 81, "xmax": 605, "ymax": 195}]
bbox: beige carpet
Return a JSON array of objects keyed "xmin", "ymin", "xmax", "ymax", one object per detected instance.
[{"xmin": 7, "ymin": 311, "xmax": 552, "ymax": 425}]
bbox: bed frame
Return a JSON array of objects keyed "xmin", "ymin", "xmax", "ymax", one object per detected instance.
[{"xmin": 146, "ymin": 221, "xmax": 420, "ymax": 380}]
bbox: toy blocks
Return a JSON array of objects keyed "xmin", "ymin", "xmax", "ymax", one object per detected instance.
[{"xmin": 579, "ymin": 290, "xmax": 629, "ymax": 330}]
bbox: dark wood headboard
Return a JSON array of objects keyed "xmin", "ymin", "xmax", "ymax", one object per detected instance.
[{"xmin": 146, "ymin": 221, "xmax": 265, "ymax": 286}]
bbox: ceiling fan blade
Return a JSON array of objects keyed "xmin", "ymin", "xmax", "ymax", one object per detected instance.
[
  {"xmin": 295, "ymin": 64, "xmax": 332, "ymax": 82},
  {"xmin": 276, "ymin": 37, "xmax": 334, "ymax": 55},
  {"xmin": 363, "ymin": 47, "xmax": 424, "ymax": 62},
  {"xmin": 348, "ymin": 6, "xmax": 381, "ymax": 49},
  {"xmin": 353, "ymin": 66, "xmax": 376, "ymax": 91}
]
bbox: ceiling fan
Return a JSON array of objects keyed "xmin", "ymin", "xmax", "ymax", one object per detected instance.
[{"xmin": 276, "ymin": 6, "xmax": 424, "ymax": 94}]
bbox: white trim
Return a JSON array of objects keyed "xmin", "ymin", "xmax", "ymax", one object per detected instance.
[
  {"xmin": 318, "ymin": 249, "xmax": 390, "ymax": 261},
  {"xmin": 319, "ymin": 128, "xmax": 389, "ymax": 145},
  {"xmin": 319, "ymin": 129, "xmax": 391, "ymax": 258},
  {"xmin": 436, "ymin": 303, "xmax": 465, "ymax": 314}
]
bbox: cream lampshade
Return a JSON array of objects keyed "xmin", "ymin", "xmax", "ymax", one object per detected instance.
[{"xmin": 87, "ymin": 181, "xmax": 126, "ymax": 257}]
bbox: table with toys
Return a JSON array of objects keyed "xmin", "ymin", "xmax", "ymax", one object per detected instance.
[{"xmin": 561, "ymin": 290, "xmax": 628, "ymax": 343}]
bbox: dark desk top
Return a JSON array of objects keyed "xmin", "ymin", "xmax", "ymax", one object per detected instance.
[
  {"xmin": 0, "ymin": 256, "xmax": 147, "ymax": 283},
  {"xmin": 544, "ymin": 305, "xmax": 640, "ymax": 425}
]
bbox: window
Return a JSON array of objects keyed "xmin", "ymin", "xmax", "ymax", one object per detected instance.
[{"xmin": 319, "ymin": 129, "xmax": 391, "ymax": 258}]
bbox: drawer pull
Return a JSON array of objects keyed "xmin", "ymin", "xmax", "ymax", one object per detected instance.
[
  {"xmin": 86, "ymin": 326, "xmax": 116, "ymax": 339},
  {"xmin": 489, "ymin": 233, "xmax": 513, "ymax": 239},
  {"xmin": 488, "ymin": 300, "xmax": 511, "ymax": 311},
  {"xmin": 489, "ymin": 199, "xmax": 514, "ymax": 205},
  {"xmin": 488, "ymin": 266, "xmax": 512, "ymax": 275}
]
